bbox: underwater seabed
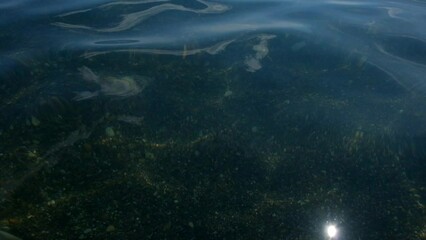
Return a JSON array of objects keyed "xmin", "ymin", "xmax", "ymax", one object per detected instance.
[{"xmin": 1, "ymin": 42, "xmax": 426, "ymax": 239}]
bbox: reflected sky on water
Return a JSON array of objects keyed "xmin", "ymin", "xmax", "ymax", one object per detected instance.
[{"xmin": 2, "ymin": 0, "xmax": 426, "ymax": 93}]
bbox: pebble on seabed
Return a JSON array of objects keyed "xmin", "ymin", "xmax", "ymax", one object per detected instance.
[
  {"xmin": 105, "ymin": 127, "xmax": 115, "ymax": 137},
  {"xmin": 31, "ymin": 116, "xmax": 41, "ymax": 126},
  {"xmin": 106, "ymin": 225, "xmax": 115, "ymax": 232}
]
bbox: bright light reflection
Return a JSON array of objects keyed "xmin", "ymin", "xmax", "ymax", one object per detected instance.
[{"xmin": 326, "ymin": 224, "xmax": 337, "ymax": 239}]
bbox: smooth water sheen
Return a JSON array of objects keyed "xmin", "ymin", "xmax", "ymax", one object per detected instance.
[
  {"xmin": 3, "ymin": 0, "xmax": 426, "ymax": 90},
  {"xmin": 1, "ymin": 0, "xmax": 426, "ymax": 239}
]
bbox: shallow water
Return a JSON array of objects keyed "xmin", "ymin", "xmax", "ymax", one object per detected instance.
[{"xmin": 1, "ymin": 0, "xmax": 426, "ymax": 239}]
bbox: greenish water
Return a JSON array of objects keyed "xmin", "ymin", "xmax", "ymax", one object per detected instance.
[{"xmin": 1, "ymin": 0, "xmax": 426, "ymax": 239}]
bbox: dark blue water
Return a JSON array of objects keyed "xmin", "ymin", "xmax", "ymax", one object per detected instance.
[{"xmin": 1, "ymin": 0, "xmax": 426, "ymax": 239}]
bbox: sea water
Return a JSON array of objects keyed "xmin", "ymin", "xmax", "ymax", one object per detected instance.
[{"xmin": 0, "ymin": 0, "xmax": 425, "ymax": 239}]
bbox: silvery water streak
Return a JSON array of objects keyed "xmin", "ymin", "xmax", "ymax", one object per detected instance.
[
  {"xmin": 244, "ymin": 34, "xmax": 276, "ymax": 72},
  {"xmin": 53, "ymin": 0, "xmax": 230, "ymax": 32},
  {"xmin": 52, "ymin": 0, "xmax": 426, "ymax": 94},
  {"xmin": 0, "ymin": 230, "xmax": 22, "ymax": 240},
  {"xmin": 73, "ymin": 66, "xmax": 146, "ymax": 101}
]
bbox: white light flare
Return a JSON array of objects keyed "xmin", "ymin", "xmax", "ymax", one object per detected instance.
[{"xmin": 326, "ymin": 224, "xmax": 338, "ymax": 239}]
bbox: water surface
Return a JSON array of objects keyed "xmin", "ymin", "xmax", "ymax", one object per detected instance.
[{"xmin": 1, "ymin": 0, "xmax": 426, "ymax": 239}]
